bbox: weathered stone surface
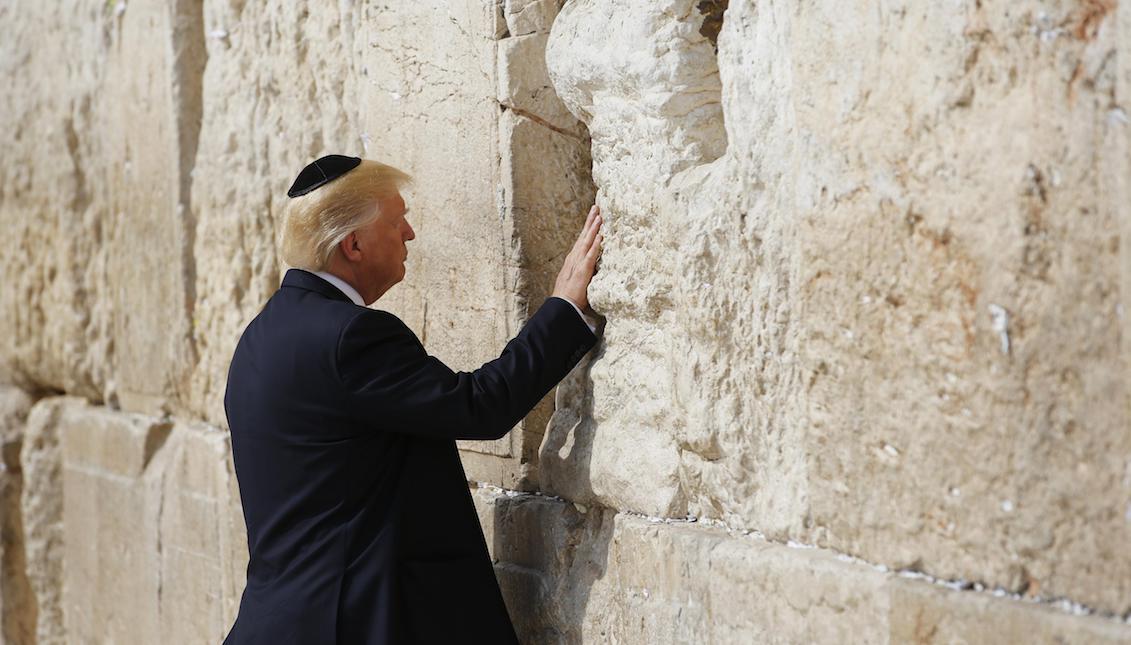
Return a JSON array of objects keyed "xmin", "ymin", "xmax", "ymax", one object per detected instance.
[
  {"xmin": 186, "ymin": 0, "xmax": 368, "ymax": 428},
  {"xmin": 504, "ymin": 0, "xmax": 564, "ymax": 38},
  {"xmin": 57, "ymin": 400, "xmax": 245, "ymax": 642},
  {"xmin": 0, "ymin": 388, "xmax": 34, "ymax": 645},
  {"xmin": 547, "ymin": 0, "xmax": 1131, "ymax": 613},
  {"xmin": 545, "ymin": 0, "xmax": 722, "ymax": 517},
  {"xmin": 0, "ymin": 1, "xmax": 202, "ymax": 414},
  {"xmin": 3, "ymin": 0, "xmax": 1131, "ymax": 640},
  {"xmin": 474, "ymin": 486, "xmax": 1131, "ymax": 644},
  {"xmin": 157, "ymin": 422, "xmax": 247, "ymax": 641},
  {"xmin": 61, "ymin": 401, "xmax": 164, "ymax": 643}
]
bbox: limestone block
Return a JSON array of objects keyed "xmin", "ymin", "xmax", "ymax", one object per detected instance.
[
  {"xmin": 503, "ymin": 0, "xmax": 564, "ymax": 37},
  {"xmin": 186, "ymin": 0, "xmax": 373, "ymax": 427},
  {"xmin": 0, "ymin": 1, "xmax": 202, "ymax": 412},
  {"xmin": 158, "ymin": 423, "xmax": 246, "ymax": 642},
  {"xmin": 61, "ymin": 402, "xmax": 164, "ymax": 644},
  {"xmin": 352, "ymin": 1, "xmax": 538, "ymax": 480},
  {"xmin": 497, "ymin": 32, "xmax": 574, "ymax": 125},
  {"xmin": 547, "ymin": 0, "xmax": 1131, "ymax": 613},
  {"xmin": 473, "ymin": 487, "xmax": 613, "ymax": 642},
  {"xmin": 473, "ymin": 487, "xmax": 1131, "ymax": 644},
  {"xmin": 0, "ymin": 388, "xmax": 34, "ymax": 645},
  {"xmin": 0, "ymin": 3, "xmax": 114, "ymax": 401},
  {"xmin": 889, "ymin": 580, "xmax": 1131, "ymax": 645},
  {"xmin": 761, "ymin": 0, "xmax": 1131, "ymax": 612},
  {"xmin": 57, "ymin": 401, "xmax": 245, "ymax": 643}
]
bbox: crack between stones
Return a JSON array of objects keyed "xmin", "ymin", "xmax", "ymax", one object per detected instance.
[
  {"xmin": 170, "ymin": 0, "xmax": 207, "ymax": 371},
  {"xmin": 153, "ymin": 444, "xmax": 169, "ymax": 629},
  {"xmin": 471, "ymin": 482, "xmax": 1131, "ymax": 626},
  {"xmin": 497, "ymin": 101, "xmax": 583, "ymax": 140}
]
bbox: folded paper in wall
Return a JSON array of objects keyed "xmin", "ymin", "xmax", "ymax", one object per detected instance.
[{"xmin": 286, "ymin": 154, "xmax": 362, "ymax": 198}]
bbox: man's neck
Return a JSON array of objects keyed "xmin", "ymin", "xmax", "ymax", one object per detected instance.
[{"xmin": 312, "ymin": 269, "xmax": 366, "ymax": 307}]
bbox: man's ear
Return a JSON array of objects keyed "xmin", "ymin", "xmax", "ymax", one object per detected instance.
[{"xmin": 339, "ymin": 231, "xmax": 362, "ymax": 262}]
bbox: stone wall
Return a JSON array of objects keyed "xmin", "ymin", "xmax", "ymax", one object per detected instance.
[{"xmin": 1, "ymin": 0, "xmax": 1129, "ymax": 643}]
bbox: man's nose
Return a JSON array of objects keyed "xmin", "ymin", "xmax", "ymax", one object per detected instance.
[{"xmin": 405, "ymin": 222, "xmax": 416, "ymax": 241}]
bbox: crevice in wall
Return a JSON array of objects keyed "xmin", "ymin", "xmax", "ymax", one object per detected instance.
[
  {"xmin": 1, "ymin": 433, "xmax": 36, "ymax": 645},
  {"xmin": 170, "ymin": 0, "xmax": 207, "ymax": 369},
  {"xmin": 696, "ymin": 0, "xmax": 728, "ymax": 52},
  {"xmin": 142, "ymin": 420, "xmax": 174, "ymax": 471}
]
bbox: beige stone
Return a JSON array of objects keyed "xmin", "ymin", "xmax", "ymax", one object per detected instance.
[
  {"xmin": 0, "ymin": 1, "xmax": 201, "ymax": 413},
  {"xmin": 158, "ymin": 422, "xmax": 246, "ymax": 642},
  {"xmin": 3, "ymin": 0, "xmax": 1131, "ymax": 640},
  {"xmin": 547, "ymin": 0, "xmax": 1131, "ymax": 613},
  {"xmin": 504, "ymin": 0, "xmax": 564, "ymax": 38},
  {"xmin": 61, "ymin": 402, "xmax": 163, "ymax": 644},
  {"xmin": 474, "ymin": 486, "xmax": 1131, "ymax": 644},
  {"xmin": 55, "ymin": 400, "xmax": 245, "ymax": 642}
]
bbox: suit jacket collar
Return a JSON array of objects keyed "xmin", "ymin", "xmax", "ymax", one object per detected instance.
[{"xmin": 281, "ymin": 268, "xmax": 356, "ymax": 305}]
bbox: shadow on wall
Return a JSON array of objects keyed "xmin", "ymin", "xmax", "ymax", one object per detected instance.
[{"xmin": 495, "ymin": 350, "xmax": 615, "ymax": 643}]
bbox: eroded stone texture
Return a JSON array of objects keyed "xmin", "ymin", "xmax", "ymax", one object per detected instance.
[
  {"xmin": 547, "ymin": 0, "xmax": 1131, "ymax": 613},
  {"xmin": 473, "ymin": 486, "xmax": 1131, "ymax": 644},
  {"xmin": 545, "ymin": 0, "xmax": 726, "ymax": 518},
  {"xmin": 0, "ymin": 388, "xmax": 35, "ymax": 645},
  {"xmin": 0, "ymin": 1, "xmax": 203, "ymax": 414},
  {"xmin": 3, "ymin": 0, "xmax": 1130, "ymax": 639}
]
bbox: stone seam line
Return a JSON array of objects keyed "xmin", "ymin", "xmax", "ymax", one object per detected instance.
[{"xmin": 470, "ymin": 481, "xmax": 1131, "ymax": 626}]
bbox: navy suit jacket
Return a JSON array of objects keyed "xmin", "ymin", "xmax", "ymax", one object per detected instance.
[{"xmin": 223, "ymin": 269, "xmax": 598, "ymax": 644}]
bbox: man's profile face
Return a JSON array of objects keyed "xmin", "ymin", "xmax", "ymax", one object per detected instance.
[{"xmin": 355, "ymin": 192, "xmax": 415, "ymax": 296}]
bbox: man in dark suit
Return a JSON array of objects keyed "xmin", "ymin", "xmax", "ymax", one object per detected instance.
[{"xmin": 223, "ymin": 155, "xmax": 604, "ymax": 644}]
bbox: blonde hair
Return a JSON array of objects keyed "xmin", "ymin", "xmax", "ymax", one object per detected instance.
[{"xmin": 280, "ymin": 159, "xmax": 413, "ymax": 271}]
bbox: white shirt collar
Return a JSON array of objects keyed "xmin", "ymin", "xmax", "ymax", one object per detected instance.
[{"xmin": 312, "ymin": 270, "xmax": 366, "ymax": 307}]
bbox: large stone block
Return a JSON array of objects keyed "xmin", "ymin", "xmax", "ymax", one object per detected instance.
[
  {"xmin": 546, "ymin": 0, "xmax": 1131, "ymax": 613},
  {"xmin": 157, "ymin": 422, "xmax": 247, "ymax": 641},
  {"xmin": 473, "ymin": 486, "xmax": 1131, "ymax": 644},
  {"xmin": 56, "ymin": 400, "xmax": 246, "ymax": 642},
  {"xmin": 0, "ymin": 1, "xmax": 202, "ymax": 413},
  {"xmin": 61, "ymin": 401, "xmax": 164, "ymax": 643}
]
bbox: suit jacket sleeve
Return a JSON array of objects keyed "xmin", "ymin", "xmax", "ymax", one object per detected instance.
[{"xmin": 336, "ymin": 296, "xmax": 598, "ymax": 440}]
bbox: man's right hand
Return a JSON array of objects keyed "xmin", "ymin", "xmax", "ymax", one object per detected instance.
[{"xmin": 552, "ymin": 204, "xmax": 603, "ymax": 313}]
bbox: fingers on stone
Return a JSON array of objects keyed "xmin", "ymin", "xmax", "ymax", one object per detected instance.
[{"xmin": 586, "ymin": 234, "xmax": 603, "ymax": 263}]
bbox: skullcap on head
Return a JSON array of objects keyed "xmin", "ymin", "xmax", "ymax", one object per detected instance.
[{"xmin": 286, "ymin": 154, "xmax": 362, "ymax": 198}]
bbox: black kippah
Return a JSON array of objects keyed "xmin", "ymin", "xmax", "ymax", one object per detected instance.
[{"xmin": 286, "ymin": 154, "xmax": 362, "ymax": 198}]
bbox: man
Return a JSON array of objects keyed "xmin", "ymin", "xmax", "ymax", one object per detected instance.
[{"xmin": 223, "ymin": 154, "xmax": 604, "ymax": 644}]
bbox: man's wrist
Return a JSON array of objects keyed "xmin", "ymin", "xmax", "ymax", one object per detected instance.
[{"xmin": 551, "ymin": 295, "xmax": 598, "ymax": 334}]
